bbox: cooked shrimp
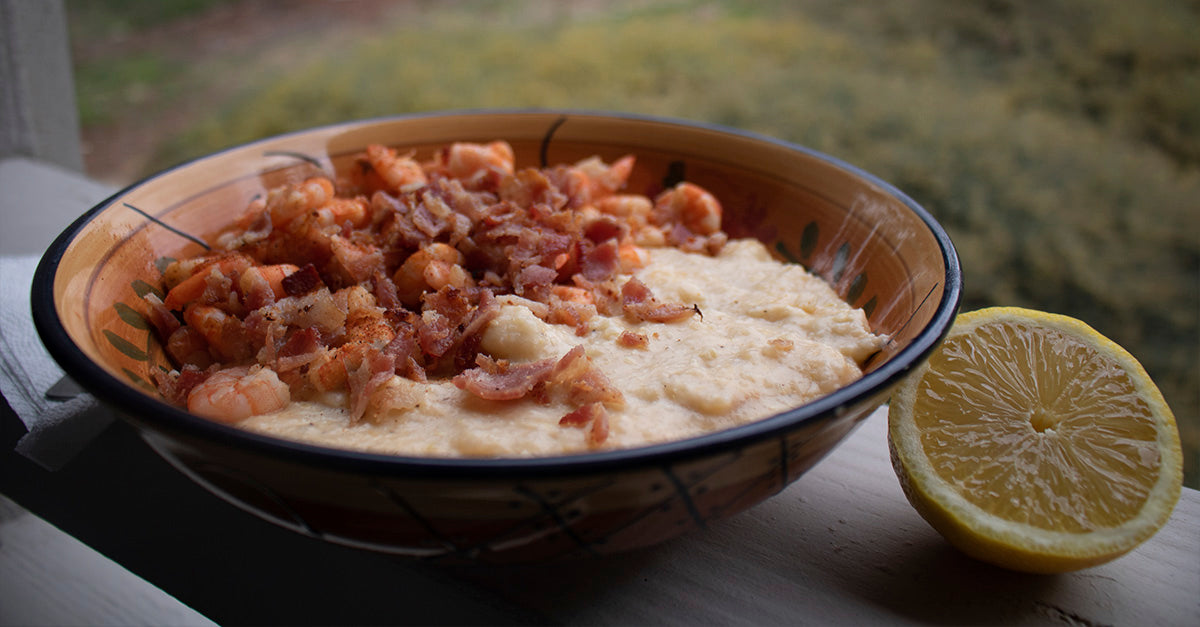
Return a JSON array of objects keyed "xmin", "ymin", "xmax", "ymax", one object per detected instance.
[
  {"xmin": 551, "ymin": 285, "xmax": 594, "ymax": 305},
  {"xmin": 431, "ymin": 141, "xmax": 515, "ymax": 189},
  {"xmin": 618, "ymin": 243, "xmax": 649, "ymax": 272},
  {"xmin": 266, "ymin": 177, "xmax": 334, "ymax": 228},
  {"xmin": 594, "ymin": 194, "xmax": 652, "ymax": 219},
  {"xmin": 238, "ymin": 263, "xmax": 300, "ymax": 308},
  {"xmin": 315, "ymin": 197, "xmax": 370, "ymax": 229},
  {"xmin": 187, "ymin": 365, "xmax": 290, "ymax": 423},
  {"xmin": 594, "ymin": 194, "xmax": 664, "ymax": 247},
  {"xmin": 575, "ymin": 154, "xmax": 635, "ymax": 199},
  {"xmin": 163, "ymin": 253, "xmax": 253, "ymax": 311},
  {"xmin": 309, "ymin": 286, "xmax": 395, "ymax": 393},
  {"xmin": 365, "ymin": 144, "xmax": 427, "ymax": 192},
  {"xmin": 162, "ymin": 256, "xmax": 213, "ymax": 292},
  {"xmin": 393, "ymin": 243, "xmax": 472, "ymax": 306},
  {"xmin": 653, "ymin": 181, "xmax": 722, "ymax": 235}
]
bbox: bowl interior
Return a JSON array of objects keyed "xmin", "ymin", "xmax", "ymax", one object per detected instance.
[{"xmin": 38, "ymin": 110, "xmax": 957, "ymax": 457}]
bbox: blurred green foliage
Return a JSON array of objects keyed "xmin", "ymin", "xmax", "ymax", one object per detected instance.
[{"xmin": 68, "ymin": 0, "xmax": 1199, "ymax": 486}]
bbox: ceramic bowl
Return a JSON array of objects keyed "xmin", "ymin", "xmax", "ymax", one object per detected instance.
[{"xmin": 33, "ymin": 110, "xmax": 961, "ymax": 563}]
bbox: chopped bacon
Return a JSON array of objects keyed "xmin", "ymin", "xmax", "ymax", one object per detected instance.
[
  {"xmin": 330, "ymin": 236, "xmax": 383, "ymax": 285},
  {"xmin": 549, "ymin": 346, "xmax": 625, "ymax": 409},
  {"xmin": 558, "ymin": 403, "xmax": 597, "ymax": 427},
  {"xmin": 382, "ymin": 319, "xmax": 426, "ymax": 380},
  {"xmin": 416, "ymin": 309, "xmax": 457, "ymax": 359},
  {"xmin": 583, "ymin": 216, "xmax": 626, "ymax": 245},
  {"xmin": 346, "ymin": 351, "xmax": 398, "ymax": 422},
  {"xmin": 153, "ymin": 364, "xmax": 210, "ymax": 408},
  {"xmin": 152, "ymin": 142, "xmax": 730, "ymax": 425},
  {"xmin": 617, "ymin": 331, "xmax": 649, "ymax": 349},
  {"xmin": 620, "ymin": 277, "xmax": 696, "ymax": 323},
  {"xmin": 275, "ymin": 327, "xmax": 323, "ymax": 372},
  {"xmin": 559, "ymin": 403, "xmax": 610, "ymax": 446},
  {"xmin": 579, "ymin": 239, "xmax": 621, "ymax": 281},
  {"xmin": 281, "ymin": 263, "xmax": 322, "ymax": 296},
  {"xmin": 589, "ymin": 408, "xmax": 610, "ymax": 445},
  {"xmin": 141, "ymin": 293, "xmax": 181, "ymax": 341},
  {"xmin": 515, "ymin": 264, "xmax": 558, "ymax": 295},
  {"xmin": 547, "ymin": 300, "xmax": 596, "ymax": 336},
  {"xmin": 370, "ymin": 270, "xmax": 402, "ymax": 311},
  {"xmin": 452, "ymin": 354, "xmax": 557, "ymax": 401}
]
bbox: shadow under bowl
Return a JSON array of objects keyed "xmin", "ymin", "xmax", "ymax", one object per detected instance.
[{"xmin": 32, "ymin": 110, "xmax": 961, "ymax": 563}]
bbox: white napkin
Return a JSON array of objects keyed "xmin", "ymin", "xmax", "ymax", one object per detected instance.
[{"xmin": 0, "ymin": 255, "xmax": 114, "ymax": 469}]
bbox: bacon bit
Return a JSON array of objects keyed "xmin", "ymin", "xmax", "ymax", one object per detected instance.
[
  {"xmin": 153, "ymin": 364, "xmax": 210, "ymax": 408},
  {"xmin": 583, "ymin": 216, "xmax": 626, "ymax": 245},
  {"xmin": 346, "ymin": 351, "xmax": 397, "ymax": 423},
  {"xmin": 589, "ymin": 408, "xmax": 610, "ymax": 445},
  {"xmin": 550, "ymin": 346, "xmax": 625, "ymax": 409},
  {"xmin": 416, "ymin": 310, "xmax": 457, "ymax": 359},
  {"xmin": 370, "ymin": 270, "xmax": 402, "ymax": 311},
  {"xmin": 330, "ymin": 236, "xmax": 383, "ymax": 284},
  {"xmin": 275, "ymin": 327, "xmax": 323, "ymax": 372},
  {"xmin": 549, "ymin": 305, "xmax": 596, "ymax": 336},
  {"xmin": 514, "ymin": 264, "xmax": 558, "ymax": 295},
  {"xmin": 281, "ymin": 263, "xmax": 322, "ymax": 296},
  {"xmin": 151, "ymin": 144, "xmax": 733, "ymax": 424},
  {"xmin": 558, "ymin": 403, "xmax": 598, "ymax": 427},
  {"xmin": 452, "ymin": 354, "xmax": 558, "ymax": 401},
  {"xmin": 620, "ymin": 277, "xmax": 696, "ymax": 323},
  {"xmin": 579, "ymin": 239, "xmax": 621, "ymax": 281},
  {"xmin": 617, "ymin": 331, "xmax": 649, "ymax": 349},
  {"xmin": 141, "ymin": 293, "xmax": 181, "ymax": 341},
  {"xmin": 383, "ymin": 321, "xmax": 426, "ymax": 380},
  {"xmin": 558, "ymin": 402, "xmax": 610, "ymax": 446}
]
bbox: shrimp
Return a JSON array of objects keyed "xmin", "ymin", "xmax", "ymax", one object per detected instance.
[
  {"xmin": 393, "ymin": 242, "xmax": 472, "ymax": 306},
  {"xmin": 238, "ymin": 263, "xmax": 300, "ymax": 309},
  {"xmin": 308, "ymin": 286, "xmax": 396, "ymax": 402},
  {"xmin": 653, "ymin": 181, "xmax": 722, "ymax": 236},
  {"xmin": 430, "ymin": 141, "xmax": 515, "ymax": 189},
  {"xmin": 594, "ymin": 194, "xmax": 652, "ymax": 219},
  {"xmin": 594, "ymin": 194, "xmax": 666, "ymax": 248},
  {"xmin": 187, "ymin": 365, "xmax": 290, "ymax": 423},
  {"xmin": 364, "ymin": 144, "xmax": 427, "ymax": 193},
  {"xmin": 551, "ymin": 285, "xmax": 594, "ymax": 305},
  {"xmin": 574, "ymin": 154, "xmax": 635, "ymax": 200},
  {"xmin": 163, "ymin": 253, "xmax": 253, "ymax": 311},
  {"xmin": 314, "ymin": 196, "xmax": 370, "ymax": 230},
  {"xmin": 266, "ymin": 177, "xmax": 335, "ymax": 229},
  {"xmin": 618, "ymin": 242, "xmax": 649, "ymax": 272}
]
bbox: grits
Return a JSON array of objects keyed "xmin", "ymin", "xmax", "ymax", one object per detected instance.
[{"xmin": 239, "ymin": 239, "xmax": 885, "ymax": 456}]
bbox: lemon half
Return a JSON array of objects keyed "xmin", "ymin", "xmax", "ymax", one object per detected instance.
[{"xmin": 888, "ymin": 307, "xmax": 1182, "ymax": 573}]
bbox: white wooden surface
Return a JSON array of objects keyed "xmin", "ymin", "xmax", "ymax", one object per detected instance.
[
  {"xmin": 451, "ymin": 410, "xmax": 1200, "ymax": 625},
  {"xmin": 1, "ymin": 158, "xmax": 1197, "ymax": 626},
  {"xmin": 0, "ymin": 495, "xmax": 216, "ymax": 627}
]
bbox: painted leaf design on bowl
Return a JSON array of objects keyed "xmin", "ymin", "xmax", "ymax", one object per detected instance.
[{"xmin": 774, "ymin": 221, "xmax": 876, "ymax": 319}]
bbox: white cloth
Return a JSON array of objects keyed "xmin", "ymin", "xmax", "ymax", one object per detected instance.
[{"xmin": 0, "ymin": 255, "xmax": 113, "ymax": 469}]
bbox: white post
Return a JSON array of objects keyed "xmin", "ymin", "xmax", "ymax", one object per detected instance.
[{"xmin": 0, "ymin": 0, "xmax": 84, "ymax": 172}]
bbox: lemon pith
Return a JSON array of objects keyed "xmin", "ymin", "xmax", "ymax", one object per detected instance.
[{"xmin": 888, "ymin": 307, "xmax": 1183, "ymax": 573}]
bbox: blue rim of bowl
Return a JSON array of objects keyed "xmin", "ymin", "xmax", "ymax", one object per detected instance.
[{"xmin": 31, "ymin": 108, "xmax": 962, "ymax": 479}]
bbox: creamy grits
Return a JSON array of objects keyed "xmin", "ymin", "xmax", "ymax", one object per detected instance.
[{"xmin": 240, "ymin": 239, "xmax": 884, "ymax": 456}]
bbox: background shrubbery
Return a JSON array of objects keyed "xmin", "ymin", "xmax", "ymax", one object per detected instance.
[{"xmin": 67, "ymin": 0, "xmax": 1200, "ymax": 486}]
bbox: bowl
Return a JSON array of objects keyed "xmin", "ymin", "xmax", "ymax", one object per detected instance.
[{"xmin": 32, "ymin": 110, "xmax": 961, "ymax": 563}]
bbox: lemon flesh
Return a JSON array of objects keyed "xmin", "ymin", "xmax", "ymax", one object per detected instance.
[{"xmin": 889, "ymin": 307, "xmax": 1183, "ymax": 573}]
